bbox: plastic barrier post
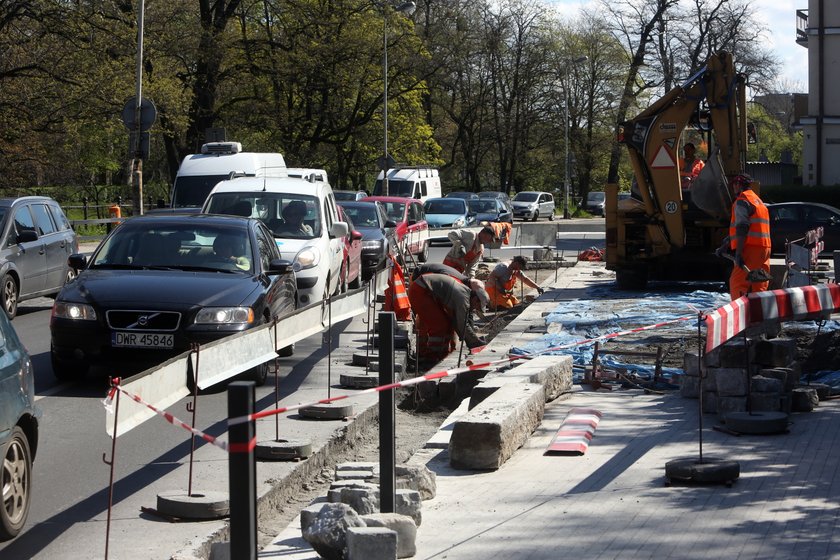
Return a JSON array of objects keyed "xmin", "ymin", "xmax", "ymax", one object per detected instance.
[
  {"xmin": 378, "ymin": 311, "xmax": 396, "ymax": 513},
  {"xmin": 228, "ymin": 381, "xmax": 257, "ymax": 560}
]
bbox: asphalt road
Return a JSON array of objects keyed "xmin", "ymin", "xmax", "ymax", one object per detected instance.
[{"xmin": 0, "ymin": 219, "xmax": 605, "ymax": 558}]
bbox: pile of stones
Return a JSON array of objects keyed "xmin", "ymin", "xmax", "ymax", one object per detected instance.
[
  {"xmin": 680, "ymin": 336, "xmax": 826, "ymax": 419},
  {"xmin": 300, "ymin": 461, "xmax": 435, "ymax": 560}
]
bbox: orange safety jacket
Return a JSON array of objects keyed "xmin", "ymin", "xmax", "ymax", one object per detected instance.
[{"xmin": 729, "ymin": 189, "xmax": 771, "ymax": 249}]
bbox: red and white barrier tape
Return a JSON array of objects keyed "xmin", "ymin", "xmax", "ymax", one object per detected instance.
[{"xmin": 104, "ymin": 385, "xmax": 229, "ymax": 452}]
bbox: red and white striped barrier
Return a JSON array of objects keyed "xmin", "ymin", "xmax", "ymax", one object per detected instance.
[
  {"xmin": 546, "ymin": 407, "xmax": 602, "ymax": 455},
  {"xmin": 705, "ymin": 283, "xmax": 840, "ymax": 352}
]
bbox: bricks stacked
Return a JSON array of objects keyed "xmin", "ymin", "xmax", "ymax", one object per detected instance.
[{"xmin": 682, "ymin": 337, "xmax": 806, "ymax": 420}]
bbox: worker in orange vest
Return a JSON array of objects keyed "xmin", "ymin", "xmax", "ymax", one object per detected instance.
[
  {"xmin": 443, "ymin": 227, "xmax": 496, "ymax": 277},
  {"xmin": 679, "ymin": 142, "xmax": 705, "ymax": 189},
  {"xmin": 407, "ymin": 272, "xmax": 488, "ymax": 365},
  {"xmin": 717, "ymin": 174, "xmax": 771, "ymax": 299},
  {"xmin": 485, "ymin": 255, "xmax": 543, "ymax": 310}
]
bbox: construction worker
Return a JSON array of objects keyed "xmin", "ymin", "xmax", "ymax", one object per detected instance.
[
  {"xmin": 485, "ymin": 255, "xmax": 543, "ymax": 310},
  {"xmin": 411, "ymin": 262, "xmax": 469, "ymax": 284},
  {"xmin": 408, "ymin": 272, "xmax": 489, "ymax": 364},
  {"xmin": 717, "ymin": 174, "xmax": 771, "ymax": 300},
  {"xmin": 679, "ymin": 142, "xmax": 705, "ymax": 189},
  {"xmin": 443, "ymin": 226, "xmax": 496, "ymax": 277}
]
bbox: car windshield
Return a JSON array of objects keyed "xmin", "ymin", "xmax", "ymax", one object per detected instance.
[
  {"xmin": 204, "ymin": 192, "xmax": 321, "ymax": 239},
  {"xmin": 588, "ymin": 192, "xmax": 605, "ymax": 202},
  {"xmin": 425, "ymin": 199, "xmax": 466, "ymax": 214},
  {"xmin": 469, "ymin": 200, "xmax": 497, "ymax": 213},
  {"xmin": 372, "ymin": 179, "xmax": 414, "ymax": 197},
  {"xmin": 513, "ymin": 192, "xmax": 538, "ymax": 202},
  {"xmin": 341, "ymin": 204, "xmax": 381, "ymax": 228},
  {"xmin": 334, "ymin": 191, "xmax": 360, "ymax": 201},
  {"xmin": 92, "ymin": 222, "xmax": 253, "ymax": 273},
  {"xmin": 172, "ymin": 174, "xmax": 236, "ymax": 208},
  {"xmin": 378, "ymin": 202, "xmax": 406, "ymax": 222}
]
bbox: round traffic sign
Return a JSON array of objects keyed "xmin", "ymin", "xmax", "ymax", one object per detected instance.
[{"xmin": 121, "ymin": 97, "xmax": 157, "ymax": 131}]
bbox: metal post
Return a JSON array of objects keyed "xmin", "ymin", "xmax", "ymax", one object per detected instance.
[
  {"xmin": 378, "ymin": 311, "xmax": 396, "ymax": 513},
  {"xmin": 228, "ymin": 381, "xmax": 257, "ymax": 560},
  {"xmin": 382, "ymin": 12, "xmax": 390, "ymax": 196},
  {"xmin": 133, "ymin": 0, "xmax": 145, "ymax": 217},
  {"xmin": 564, "ymin": 81, "xmax": 570, "ymax": 220}
]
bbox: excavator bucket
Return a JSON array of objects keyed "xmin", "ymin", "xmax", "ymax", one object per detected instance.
[{"xmin": 690, "ymin": 147, "xmax": 732, "ymax": 219}]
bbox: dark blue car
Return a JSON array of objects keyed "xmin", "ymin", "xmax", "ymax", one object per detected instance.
[{"xmin": 49, "ymin": 214, "xmax": 297, "ymax": 384}]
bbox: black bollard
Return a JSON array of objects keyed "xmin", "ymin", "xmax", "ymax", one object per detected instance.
[
  {"xmin": 228, "ymin": 381, "xmax": 257, "ymax": 559},
  {"xmin": 378, "ymin": 311, "xmax": 396, "ymax": 513}
]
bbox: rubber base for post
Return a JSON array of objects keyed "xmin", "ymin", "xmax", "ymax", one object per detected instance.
[
  {"xmin": 664, "ymin": 457, "xmax": 740, "ymax": 487},
  {"xmin": 299, "ymin": 403, "xmax": 355, "ymax": 420},
  {"xmin": 723, "ymin": 411, "xmax": 789, "ymax": 435},
  {"xmin": 255, "ymin": 439, "xmax": 312, "ymax": 461},
  {"xmin": 155, "ymin": 490, "xmax": 230, "ymax": 519}
]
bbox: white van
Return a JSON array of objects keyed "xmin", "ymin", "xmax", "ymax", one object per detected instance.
[
  {"xmin": 372, "ymin": 167, "xmax": 441, "ymax": 202},
  {"xmin": 287, "ymin": 168, "xmax": 329, "ymax": 183},
  {"xmin": 170, "ymin": 142, "xmax": 287, "ymax": 209},
  {"xmin": 202, "ymin": 177, "xmax": 348, "ymax": 306}
]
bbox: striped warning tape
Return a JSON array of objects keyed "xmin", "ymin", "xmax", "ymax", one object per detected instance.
[{"xmin": 104, "ymin": 385, "xmax": 230, "ymax": 452}]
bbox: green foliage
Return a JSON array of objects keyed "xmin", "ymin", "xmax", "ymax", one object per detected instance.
[{"xmin": 746, "ymin": 104, "xmax": 803, "ymax": 167}]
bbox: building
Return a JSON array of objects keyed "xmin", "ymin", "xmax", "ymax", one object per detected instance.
[{"xmin": 798, "ymin": 1, "xmax": 840, "ymax": 186}]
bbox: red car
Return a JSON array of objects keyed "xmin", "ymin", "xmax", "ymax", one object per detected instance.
[
  {"xmin": 363, "ymin": 196, "xmax": 429, "ymax": 263},
  {"xmin": 337, "ymin": 206, "xmax": 363, "ymax": 291}
]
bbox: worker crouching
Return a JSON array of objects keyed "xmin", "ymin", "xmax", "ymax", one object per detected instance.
[
  {"xmin": 485, "ymin": 256, "xmax": 544, "ymax": 310},
  {"xmin": 408, "ymin": 272, "xmax": 489, "ymax": 366}
]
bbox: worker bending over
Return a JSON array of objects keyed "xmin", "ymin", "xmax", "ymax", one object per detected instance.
[
  {"xmin": 485, "ymin": 255, "xmax": 543, "ymax": 310},
  {"xmin": 407, "ymin": 271, "xmax": 489, "ymax": 365},
  {"xmin": 718, "ymin": 174, "xmax": 771, "ymax": 300},
  {"xmin": 411, "ymin": 262, "xmax": 469, "ymax": 284},
  {"xmin": 443, "ymin": 227, "xmax": 496, "ymax": 277}
]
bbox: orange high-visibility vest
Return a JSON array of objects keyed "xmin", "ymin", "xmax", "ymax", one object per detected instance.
[{"xmin": 729, "ymin": 190, "xmax": 771, "ymax": 249}]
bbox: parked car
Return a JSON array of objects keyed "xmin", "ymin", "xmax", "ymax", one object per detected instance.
[
  {"xmin": 423, "ymin": 197, "xmax": 476, "ymax": 229},
  {"xmin": 364, "ymin": 196, "xmax": 430, "ymax": 263},
  {"xmin": 468, "ymin": 198, "xmax": 513, "ymax": 224},
  {"xmin": 337, "ymin": 206, "xmax": 363, "ymax": 291},
  {"xmin": 767, "ymin": 202, "xmax": 840, "ymax": 256},
  {"xmin": 338, "ymin": 201, "xmax": 397, "ymax": 280},
  {"xmin": 445, "ymin": 191, "xmax": 479, "ymax": 200},
  {"xmin": 586, "ymin": 191, "xmax": 606, "ymax": 216},
  {"xmin": 333, "ymin": 190, "xmax": 368, "ymax": 202},
  {"xmin": 511, "ymin": 191, "xmax": 555, "ymax": 221},
  {"xmin": 49, "ymin": 214, "xmax": 298, "ymax": 384},
  {"xmin": 0, "ymin": 196, "xmax": 79, "ymax": 318},
  {"xmin": 0, "ymin": 307, "xmax": 38, "ymax": 541},
  {"xmin": 202, "ymin": 176, "xmax": 348, "ymax": 306}
]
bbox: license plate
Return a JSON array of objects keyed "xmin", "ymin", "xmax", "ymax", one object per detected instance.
[{"xmin": 112, "ymin": 331, "xmax": 174, "ymax": 349}]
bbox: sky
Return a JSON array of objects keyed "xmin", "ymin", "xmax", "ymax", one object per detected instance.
[{"xmin": 546, "ymin": 0, "xmax": 809, "ymax": 91}]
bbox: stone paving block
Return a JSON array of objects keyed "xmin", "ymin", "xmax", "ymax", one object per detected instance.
[
  {"xmin": 361, "ymin": 513, "xmax": 417, "ymax": 559},
  {"xmin": 750, "ymin": 392, "xmax": 782, "ymax": 412},
  {"xmin": 759, "ymin": 368, "xmax": 793, "ymax": 392},
  {"xmin": 469, "ymin": 355, "xmax": 572, "ymax": 409},
  {"xmin": 716, "ymin": 338, "xmax": 755, "ymax": 368},
  {"xmin": 751, "ymin": 375, "xmax": 783, "ymax": 394},
  {"xmin": 791, "ymin": 387, "xmax": 818, "ymax": 412},
  {"xmin": 346, "ymin": 527, "xmax": 397, "ymax": 560},
  {"xmin": 754, "ymin": 337, "xmax": 797, "ymax": 367},
  {"xmin": 395, "ymin": 489, "xmax": 422, "ymax": 526},
  {"xmin": 450, "ymin": 383, "xmax": 545, "ymax": 470},
  {"xmin": 717, "ymin": 395, "xmax": 747, "ymax": 420},
  {"xmin": 679, "ymin": 375, "xmax": 699, "ymax": 399},
  {"xmin": 683, "ymin": 351, "xmax": 705, "ymax": 377},
  {"xmin": 714, "ymin": 367, "xmax": 749, "ymax": 396}
]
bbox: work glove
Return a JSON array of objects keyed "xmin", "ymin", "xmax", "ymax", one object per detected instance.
[{"xmin": 537, "ymin": 287, "xmax": 545, "ymax": 295}]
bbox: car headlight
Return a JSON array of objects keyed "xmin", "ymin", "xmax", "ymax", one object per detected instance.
[
  {"xmin": 362, "ymin": 239, "xmax": 384, "ymax": 252},
  {"xmin": 294, "ymin": 246, "xmax": 320, "ymax": 271},
  {"xmin": 453, "ymin": 217, "xmax": 465, "ymax": 227},
  {"xmin": 194, "ymin": 307, "xmax": 254, "ymax": 325},
  {"xmin": 53, "ymin": 301, "xmax": 97, "ymax": 321}
]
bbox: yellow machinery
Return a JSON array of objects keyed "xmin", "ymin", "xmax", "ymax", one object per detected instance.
[{"xmin": 605, "ymin": 52, "xmax": 748, "ymax": 289}]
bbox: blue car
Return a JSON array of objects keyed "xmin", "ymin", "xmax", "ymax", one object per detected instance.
[
  {"xmin": 0, "ymin": 307, "xmax": 38, "ymax": 541},
  {"xmin": 468, "ymin": 198, "xmax": 513, "ymax": 224},
  {"xmin": 423, "ymin": 197, "xmax": 476, "ymax": 229}
]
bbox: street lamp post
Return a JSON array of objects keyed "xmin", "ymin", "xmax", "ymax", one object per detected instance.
[
  {"xmin": 563, "ymin": 55, "xmax": 587, "ymax": 219},
  {"xmin": 381, "ymin": 1, "xmax": 416, "ymax": 196}
]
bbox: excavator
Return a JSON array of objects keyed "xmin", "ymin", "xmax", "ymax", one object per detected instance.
[{"xmin": 605, "ymin": 51, "xmax": 749, "ymax": 289}]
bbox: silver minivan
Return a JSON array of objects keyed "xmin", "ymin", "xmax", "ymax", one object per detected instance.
[{"xmin": 511, "ymin": 191, "xmax": 555, "ymax": 221}]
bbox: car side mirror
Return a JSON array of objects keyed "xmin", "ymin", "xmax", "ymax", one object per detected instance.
[
  {"xmin": 330, "ymin": 221, "xmax": 349, "ymax": 238},
  {"xmin": 17, "ymin": 230, "xmax": 38, "ymax": 243},
  {"xmin": 68, "ymin": 254, "xmax": 87, "ymax": 271},
  {"xmin": 385, "ymin": 220, "xmax": 397, "ymax": 228},
  {"xmin": 351, "ymin": 230, "xmax": 363, "ymax": 241},
  {"xmin": 267, "ymin": 258, "xmax": 294, "ymax": 275}
]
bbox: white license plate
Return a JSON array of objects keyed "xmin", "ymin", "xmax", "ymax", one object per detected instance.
[{"xmin": 112, "ymin": 331, "xmax": 174, "ymax": 349}]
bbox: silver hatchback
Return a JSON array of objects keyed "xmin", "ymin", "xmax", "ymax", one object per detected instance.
[
  {"xmin": 0, "ymin": 197, "xmax": 78, "ymax": 318},
  {"xmin": 511, "ymin": 191, "xmax": 555, "ymax": 221}
]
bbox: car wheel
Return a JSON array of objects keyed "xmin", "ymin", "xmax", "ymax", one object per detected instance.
[
  {"xmin": 531, "ymin": 211, "xmax": 539, "ymax": 222},
  {"xmin": 1, "ymin": 274, "xmax": 18, "ymax": 319},
  {"xmin": 0, "ymin": 426, "xmax": 32, "ymax": 541},
  {"xmin": 50, "ymin": 348, "xmax": 89, "ymax": 381},
  {"xmin": 548, "ymin": 211, "xmax": 554, "ymax": 221},
  {"xmin": 417, "ymin": 241, "xmax": 429, "ymax": 263}
]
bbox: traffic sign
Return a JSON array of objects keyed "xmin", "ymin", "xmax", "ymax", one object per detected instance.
[{"xmin": 122, "ymin": 97, "xmax": 157, "ymax": 132}]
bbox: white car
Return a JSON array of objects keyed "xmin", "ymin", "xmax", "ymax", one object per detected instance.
[
  {"xmin": 511, "ymin": 191, "xmax": 555, "ymax": 221},
  {"xmin": 202, "ymin": 177, "xmax": 348, "ymax": 306}
]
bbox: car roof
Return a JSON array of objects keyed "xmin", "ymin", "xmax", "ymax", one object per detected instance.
[
  {"xmin": 119, "ymin": 212, "xmax": 257, "ymax": 230},
  {"xmin": 209, "ymin": 176, "xmax": 331, "ymax": 196},
  {"xmin": 364, "ymin": 196, "xmax": 415, "ymax": 203},
  {"xmin": 0, "ymin": 196, "xmax": 60, "ymax": 207}
]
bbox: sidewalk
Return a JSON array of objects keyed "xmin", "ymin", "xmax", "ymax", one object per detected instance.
[{"xmin": 262, "ymin": 262, "xmax": 840, "ymax": 560}]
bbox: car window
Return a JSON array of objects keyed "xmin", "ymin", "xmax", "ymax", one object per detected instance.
[
  {"xmin": 256, "ymin": 227, "xmax": 276, "ymax": 270},
  {"xmin": 772, "ymin": 206, "xmax": 799, "ymax": 222},
  {"xmin": 513, "ymin": 192, "xmax": 538, "ymax": 202},
  {"xmin": 341, "ymin": 204, "xmax": 380, "ymax": 227},
  {"xmin": 805, "ymin": 206, "xmax": 838, "ymax": 224},
  {"xmin": 12, "ymin": 206, "xmax": 36, "ymax": 241},
  {"xmin": 424, "ymin": 199, "xmax": 466, "ymax": 214},
  {"xmin": 31, "ymin": 203, "xmax": 57, "ymax": 236},
  {"xmin": 48, "ymin": 203, "xmax": 72, "ymax": 231},
  {"xmin": 381, "ymin": 202, "xmax": 406, "ymax": 223}
]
